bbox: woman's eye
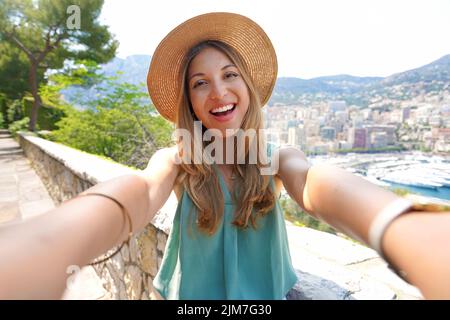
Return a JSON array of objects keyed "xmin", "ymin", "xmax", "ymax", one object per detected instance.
[
  {"xmin": 225, "ymin": 72, "xmax": 239, "ymax": 79},
  {"xmin": 193, "ymin": 80, "xmax": 207, "ymax": 89}
]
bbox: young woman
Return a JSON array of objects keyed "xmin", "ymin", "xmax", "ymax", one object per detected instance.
[{"xmin": 143, "ymin": 12, "xmax": 450, "ymax": 299}]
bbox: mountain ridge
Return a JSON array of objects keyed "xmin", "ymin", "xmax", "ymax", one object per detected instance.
[{"xmin": 62, "ymin": 53, "xmax": 450, "ymax": 107}]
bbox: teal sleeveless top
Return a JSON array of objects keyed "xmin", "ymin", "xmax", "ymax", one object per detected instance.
[{"xmin": 153, "ymin": 146, "xmax": 298, "ymax": 300}]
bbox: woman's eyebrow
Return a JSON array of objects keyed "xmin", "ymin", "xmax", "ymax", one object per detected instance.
[
  {"xmin": 222, "ymin": 64, "xmax": 236, "ymax": 70},
  {"xmin": 189, "ymin": 64, "xmax": 237, "ymax": 81},
  {"xmin": 189, "ymin": 72, "xmax": 204, "ymax": 81}
]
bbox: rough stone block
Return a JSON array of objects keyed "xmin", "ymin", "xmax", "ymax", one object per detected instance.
[
  {"xmin": 157, "ymin": 231, "xmax": 167, "ymax": 253},
  {"xmin": 62, "ymin": 266, "xmax": 107, "ymax": 300},
  {"xmin": 124, "ymin": 265, "xmax": 143, "ymax": 300},
  {"xmin": 100, "ymin": 266, "xmax": 117, "ymax": 299},
  {"xmin": 138, "ymin": 235, "xmax": 158, "ymax": 277},
  {"xmin": 121, "ymin": 244, "xmax": 130, "ymax": 263},
  {"xmin": 129, "ymin": 237, "xmax": 139, "ymax": 262}
]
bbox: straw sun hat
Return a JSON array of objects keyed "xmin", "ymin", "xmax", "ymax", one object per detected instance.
[{"xmin": 147, "ymin": 12, "xmax": 278, "ymax": 123}]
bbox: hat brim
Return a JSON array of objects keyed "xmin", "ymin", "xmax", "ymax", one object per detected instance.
[{"xmin": 147, "ymin": 12, "xmax": 277, "ymax": 123}]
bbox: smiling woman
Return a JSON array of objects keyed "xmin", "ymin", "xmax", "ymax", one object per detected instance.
[
  {"xmin": 145, "ymin": 13, "xmax": 293, "ymax": 299},
  {"xmin": 143, "ymin": 12, "xmax": 450, "ymax": 300}
]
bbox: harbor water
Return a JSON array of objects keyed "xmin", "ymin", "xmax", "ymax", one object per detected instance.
[{"xmin": 386, "ymin": 182, "xmax": 450, "ymax": 201}]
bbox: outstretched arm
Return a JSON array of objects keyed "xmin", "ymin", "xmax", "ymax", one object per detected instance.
[
  {"xmin": 0, "ymin": 174, "xmax": 150, "ymax": 299},
  {"xmin": 277, "ymin": 146, "xmax": 450, "ymax": 299},
  {"xmin": 0, "ymin": 147, "xmax": 180, "ymax": 300}
]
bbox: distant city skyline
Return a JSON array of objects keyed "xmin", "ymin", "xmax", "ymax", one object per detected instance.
[{"xmin": 100, "ymin": 0, "xmax": 450, "ymax": 79}]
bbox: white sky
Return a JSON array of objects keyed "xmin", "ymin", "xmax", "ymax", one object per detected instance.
[{"xmin": 99, "ymin": 0, "xmax": 450, "ymax": 79}]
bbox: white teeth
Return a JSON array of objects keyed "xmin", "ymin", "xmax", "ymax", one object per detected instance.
[{"xmin": 211, "ymin": 104, "xmax": 234, "ymax": 114}]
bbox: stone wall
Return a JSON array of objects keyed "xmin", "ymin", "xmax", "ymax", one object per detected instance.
[{"xmin": 18, "ymin": 132, "xmax": 177, "ymax": 300}]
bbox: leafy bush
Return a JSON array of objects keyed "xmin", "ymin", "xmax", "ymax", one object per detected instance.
[
  {"xmin": 22, "ymin": 97, "xmax": 66, "ymax": 130},
  {"xmin": 3, "ymin": 95, "xmax": 65, "ymax": 131},
  {"xmin": 391, "ymin": 188, "xmax": 409, "ymax": 196},
  {"xmin": 7, "ymin": 99, "xmax": 24, "ymax": 123},
  {"xmin": 0, "ymin": 94, "xmax": 8, "ymax": 126},
  {"xmin": 52, "ymin": 104, "xmax": 173, "ymax": 169},
  {"xmin": 280, "ymin": 197, "xmax": 337, "ymax": 235},
  {"xmin": 0, "ymin": 112, "xmax": 4, "ymax": 129},
  {"xmin": 9, "ymin": 117, "xmax": 30, "ymax": 137},
  {"xmin": 50, "ymin": 73, "xmax": 173, "ymax": 169}
]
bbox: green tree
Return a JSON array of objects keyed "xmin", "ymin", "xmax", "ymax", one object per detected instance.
[
  {"xmin": 47, "ymin": 67, "xmax": 173, "ymax": 169},
  {"xmin": 0, "ymin": 42, "xmax": 31, "ymax": 100},
  {"xmin": 0, "ymin": 0, "xmax": 117, "ymax": 131}
]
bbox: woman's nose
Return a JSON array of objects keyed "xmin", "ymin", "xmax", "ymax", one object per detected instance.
[{"xmin": 209, "ymin": 81, "xmax": 227, "ymax": 100}]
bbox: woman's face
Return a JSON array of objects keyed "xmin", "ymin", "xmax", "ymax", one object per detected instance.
[{"xmin": 187, "ymin": 47, "xmax": 250, "ymax": 137}]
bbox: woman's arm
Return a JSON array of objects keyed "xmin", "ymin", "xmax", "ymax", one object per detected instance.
[
  {"xmin": 281, "ymin": 155, "xmax": 400, "ymax": 244},
  {"xmin": 0, "ymin": 174, "xmax": 150, "ymax": 299},
  {"xmin": 277, "ymin": 147, "xmax": 450, "ymax": 299},
  {"xmin": 0, "ymin": 147, "xmax": 179, "ymax": 300},
  {"xmin": 382, "ymin": 211, "xmax": 450, "ymax": 299}
]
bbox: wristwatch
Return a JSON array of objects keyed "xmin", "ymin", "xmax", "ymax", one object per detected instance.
[{"xmin": 368, "ymin": 195, "xmax": 449, "ymax": 283}]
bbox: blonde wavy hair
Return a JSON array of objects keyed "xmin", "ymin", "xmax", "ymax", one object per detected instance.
[{"xmin": 175, "ymin": 40, "xmax": 276, "ymax": 234}]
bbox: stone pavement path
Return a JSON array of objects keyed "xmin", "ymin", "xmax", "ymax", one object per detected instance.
[{"xmin": 0, "ymin": 129, "xmax": 55, "ymax": 224}]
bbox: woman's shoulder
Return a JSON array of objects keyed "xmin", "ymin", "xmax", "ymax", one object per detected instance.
[
  {"xmin": 278, "ymin": 145, "xmax": 307, "ymax": 161},
  {"xmin": 272, "ymin": 144, "xmax": 308, "ymax": 177},
  {"xmin": 151, "ymin": 146, "xmax": 184, "ymax": 198},
  {"xmin": 144, "ymin": 146, "xmax": 181, "ymax": 181},
  {"xmin": 150, "ymin": 146, "xmax": 180, "ymax": 166},
  {"xmin": 266, "ymin": 142, "xmax": 306, "ymax": 160}
]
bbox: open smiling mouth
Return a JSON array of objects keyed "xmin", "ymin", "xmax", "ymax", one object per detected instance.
[{"xmin": 209, "ymin": 104, "xmax": 236, "ymax": 118}]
